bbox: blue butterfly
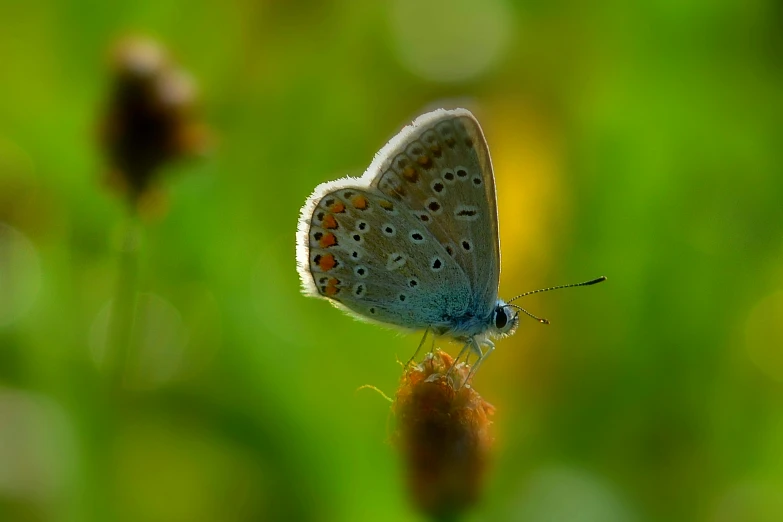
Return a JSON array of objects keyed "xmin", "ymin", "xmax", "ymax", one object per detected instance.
[{"xmin": 297, "ymin": 108, "xmax": 604, "ymax": 381}]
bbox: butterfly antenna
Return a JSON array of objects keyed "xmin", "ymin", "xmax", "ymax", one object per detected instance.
[
  {"xmin": 507, "ymin": 276, "xmax": 607, "ymax": 303},
  {"xmin": 507, "ymin": 304, "xmax": 550, "ymax": 325}
]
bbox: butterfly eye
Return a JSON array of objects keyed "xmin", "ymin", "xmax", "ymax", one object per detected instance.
[{"xmin": 494, "ymin": 308, "xmax": 508, "ymax": 329}]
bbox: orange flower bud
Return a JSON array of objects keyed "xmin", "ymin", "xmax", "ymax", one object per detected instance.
[{"xmin": 393, "ymin": 350, "xmax": 495, "ymax": 519}]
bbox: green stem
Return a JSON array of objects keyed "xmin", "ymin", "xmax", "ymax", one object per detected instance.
[{"xmin": 106, "ymin": 212, "xmax": 142, "ymax": 387}]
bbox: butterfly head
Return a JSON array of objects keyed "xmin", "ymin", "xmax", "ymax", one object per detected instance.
[{"xmin": 490, "ymin": 300, "xmax": 520, "ymax": 338}]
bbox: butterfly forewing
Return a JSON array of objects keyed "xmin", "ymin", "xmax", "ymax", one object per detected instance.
[
  {"xmin": 303, "ymin": 186, "xmax": 472, "ymax": 329},
  {"xmin": 373, "ymin": 110, "xmax": 500, "ymax": 317}
]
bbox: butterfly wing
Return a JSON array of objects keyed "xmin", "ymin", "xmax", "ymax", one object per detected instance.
[
  {"xmin": 296, "ymin": 183, "xmax": 472, "ymax": 330},
  {"xmin": 296, "ymin": 108, "xmax": 499, "ymax": 333},
  {"xmin": 371, "ymin": 109, "xmax": 500, "ymax": 318}
]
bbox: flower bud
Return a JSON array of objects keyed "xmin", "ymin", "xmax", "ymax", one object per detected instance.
[
  {"xmin": 99, "ymin": 36, "xmax": 208, "ymax": 205},
  {"xmin": 393, "ymin": 350, "xmax": 495, "ymax": 519}
]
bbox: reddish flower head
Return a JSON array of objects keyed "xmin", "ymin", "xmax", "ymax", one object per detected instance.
[{"xmin": 394, "ymin": 350, "xmax": 495, "ymax": 519}]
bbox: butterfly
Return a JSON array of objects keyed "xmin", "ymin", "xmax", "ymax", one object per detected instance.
[{"xmin": 296, "ymin": 108, "xmax": 604, "ymax": 381}]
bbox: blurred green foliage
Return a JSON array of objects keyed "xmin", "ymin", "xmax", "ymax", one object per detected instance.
[{"xmin": 1, "ymin": 1, "xmax": 782, "ymax": 521}]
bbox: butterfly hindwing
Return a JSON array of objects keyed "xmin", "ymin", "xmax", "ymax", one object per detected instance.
[{"xmin": 299, "ymin": 185, "xmax": 472, "ymax": 330}]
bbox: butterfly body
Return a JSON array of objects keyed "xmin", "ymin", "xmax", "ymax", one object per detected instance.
[{"xmin": 296, "ymin": 108, "xmax": 519, "ymax": 369}]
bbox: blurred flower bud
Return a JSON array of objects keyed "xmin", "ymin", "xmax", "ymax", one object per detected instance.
[
  {"xmin": 393, "ymin": 350, "xmax": 495, "ymax": 519},
  {"xmin": 99, "ymin": 36, "xmax": 209, "ymax": 205}
]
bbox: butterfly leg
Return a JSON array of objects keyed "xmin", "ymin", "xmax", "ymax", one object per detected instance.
[
  {"xmin": 446, "ymin": 340, "xmax": 472, "ymax": 379},
  {"xmin": 406, "ymin": 327, "xmax": 431, "ymax": 367},
  {"xmin": 465, "ymin": 339, "xmax": 495, "ymax": 384}
]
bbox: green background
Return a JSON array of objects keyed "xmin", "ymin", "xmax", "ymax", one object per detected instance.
[{"xmin": 1, "ymin": 1, "xmax": 782, "ymax": 521}]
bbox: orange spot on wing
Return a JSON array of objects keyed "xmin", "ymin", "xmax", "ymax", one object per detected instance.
[
  {"xmin": 417, "ymin": 155, "xmax": 433, "ymax": 169},
  {"xmin": 379, "ymin": 200, "xmax": 394, "ymax": 211},
  {"xmin": 403, "ymin": 166, "xmax": 419, "ymax": 183},
  {"xmin": 352, "ymin": 195, "xmax": 369, "ymax": 209},
  {"xmin": 319, "ymin": 232, "xmax": 337, "ymax": 248},
  {"xmin": 322, "ymin": 214, "xmax": 338, "ymax": 229},
  {"xmin": 330, "ymin": 201, "xmax": 346, "ymax": 213},
  {"xmin": 319, "ymin": 253, "xmax": 337, "ymax": 271},
  {"xmin": 325, "ymin": 277, "xmax": 340, "ymax": 296}
]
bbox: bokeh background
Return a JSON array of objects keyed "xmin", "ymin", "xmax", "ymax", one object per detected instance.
[{"xmin": 1, "ymin": 1, "xmax": 782, "ymax": 521}]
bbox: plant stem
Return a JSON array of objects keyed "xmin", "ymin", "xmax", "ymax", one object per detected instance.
[{"xmin": 106, "ymin": 212, "xmax": 142, "ymax": 387}]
